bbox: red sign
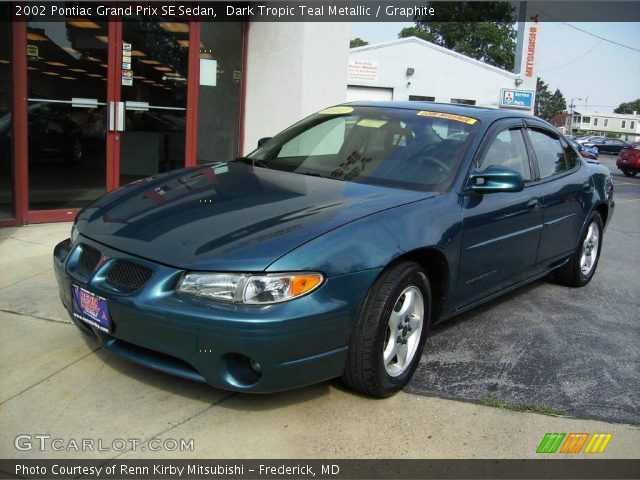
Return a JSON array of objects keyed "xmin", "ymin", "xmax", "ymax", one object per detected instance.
[{"xmin": 525, "ymin": 26, "xmax": 538, "ymax": 77}]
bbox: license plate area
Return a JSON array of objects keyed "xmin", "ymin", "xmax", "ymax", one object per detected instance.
[{"xmin": 72, "ymin": 285, "xmax": 111, "ymax": 333}]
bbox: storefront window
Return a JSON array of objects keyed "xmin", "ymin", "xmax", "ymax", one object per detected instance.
[
  {"xmin": 196, "ymin": 23, "xmax": 244, "ymax": 164},
  {"xmin": 26, "ymin": 19, "xmax": 108, "ymax": 210},
  {"xmin": 0, "ymin": 13, "xmax": 14, "ymax": 219}
]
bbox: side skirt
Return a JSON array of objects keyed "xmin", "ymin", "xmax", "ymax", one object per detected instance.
[{"xmin": 436, "ymin": 257, "xmax": 570, "ymax": 324}]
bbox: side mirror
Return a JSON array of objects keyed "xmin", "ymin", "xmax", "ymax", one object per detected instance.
[
  {"xmin": 257, "ymin": 137, "xmax": 272, "ymax": 148},
  {"xmin": 466, "ymin": 165, "xmax": 524, "ymax": 194}
]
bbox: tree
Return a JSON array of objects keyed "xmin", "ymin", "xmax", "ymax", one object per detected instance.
[
  {"xmin": 614, "ymin": 99, "xmax": 640, "ymax": 114},
  {"xmin": 534, "ymin": 78, "xmax": 567, "ymax": 120},
  {"xmin": 543, "ymin": 89, "xmax": 567, "ymax": 121},
  {"xmin": 350, "ymin": 38, "xmax": 369, "ymax": 48},
  {"xmin": 534, "ymin": 77, "xmax": 550, "ymax": 118},
  {"xmin": 398, "ymin": 2, "xmax": 517, "ymax": 71}
]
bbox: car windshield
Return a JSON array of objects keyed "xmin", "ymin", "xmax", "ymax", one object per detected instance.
[{"xmin": 245, "ymin": 106, "xmax": 479, "ymax": 191}]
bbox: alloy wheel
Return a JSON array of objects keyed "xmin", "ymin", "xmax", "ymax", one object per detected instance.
[
  {"xmin": 580, "ymin": 222, "xmax": 600, "ymax": 276},
  {"xmin": 383, "ymin": 286, "xmax": 424, "ymax": 377}
]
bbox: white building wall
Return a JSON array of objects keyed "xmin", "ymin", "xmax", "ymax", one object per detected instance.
[
  {"xmin": 242, "ymin": 22, "xmax": 350, "ymax": 154},
  {"xmin": 348, "ymin": 37, "xmax": 535, "ymax": 113},
  {"xmin": 574, "ymin": 112, "xmax": 640, "ymax": 141}
]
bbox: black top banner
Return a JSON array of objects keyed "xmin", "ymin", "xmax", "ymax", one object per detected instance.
[{"xmin": 1, "ymin": 1, "xmax": 640, "ymax": 22}]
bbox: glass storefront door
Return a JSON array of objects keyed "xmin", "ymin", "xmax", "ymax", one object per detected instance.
[
  {"xmin": 118, "ymin": 19, "xmax": 189, "ymax": 185},
  {"xmin": 14, "ymin": 15, "xmax": 244, "ymax": 223},
  {"xmin": 22, "ymin": 18, "xmax": 190, "ymax": 216},
  {"xmin": 0, "ymin": 14, "xmax": 13, "ymax": 219},
  {"xmin": 26, "ymin": 19, "xmax": 109, "ymax": 210}
]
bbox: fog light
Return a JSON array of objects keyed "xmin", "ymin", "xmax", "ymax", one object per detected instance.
[{"xmin": 249, "ymin": 358, "xmax": 262, "ymax": 374}]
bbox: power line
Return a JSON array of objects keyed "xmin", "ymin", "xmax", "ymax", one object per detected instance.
[
  {"xmin": 538, "ymin": 11, "xmax": 640, "ymax": 53},
  {"xmin": 559, "ymin": 22, "xmax": 640, "ymax": 54},
  {"xmin": 537, "ymin": 39, "xmax": 603, "ymax": 73}
]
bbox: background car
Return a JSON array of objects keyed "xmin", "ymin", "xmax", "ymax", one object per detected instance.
[
  {"xmin": 576, "ymin": 135, "xmax": 606, "ymax": 144},
  {"xmin": 567, "ymin": 137, "xmax": 599, "ymax": 163},
  {"xmin": 0, "ymin": 104, "xmax": 84, "ymax": 166},
  {"xmin": 583, "ymin": 137, "xmax": 631, "ymax": 155},
  {"xmin": 616, "ymin": 143, "xmax": 640, "ymax": 177}
]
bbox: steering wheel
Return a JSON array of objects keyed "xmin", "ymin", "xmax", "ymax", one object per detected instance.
[{"xmin": 424, "ymin": 155, "xmax": 452, "ymax": 173}]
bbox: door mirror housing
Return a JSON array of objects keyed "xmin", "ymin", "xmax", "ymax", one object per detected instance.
[
  {"xmin": 467, "ymin": 165, "xmax": 524, "ymax": 194},
  {"xmin": 257, "ymin": 137, "xmax": 272, "ymax": 148}
]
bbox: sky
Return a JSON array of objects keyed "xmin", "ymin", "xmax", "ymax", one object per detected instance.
[{"xmin": 351, "ymin": 21, "xmax": 640, "ymax": 114}]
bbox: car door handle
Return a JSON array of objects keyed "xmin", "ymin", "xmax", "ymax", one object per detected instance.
[{"xmin": 526, "ymin": 198, "xmax": 540, "ymax": 209}]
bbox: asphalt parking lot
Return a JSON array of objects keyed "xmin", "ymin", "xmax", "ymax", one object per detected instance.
[
  {"xmin": 0, "ymin": 154, "xmax": 639, "ymax": 460},
  {"xmin": 408, "ymin": 153, "xmax": 640, "ymax": 426}
]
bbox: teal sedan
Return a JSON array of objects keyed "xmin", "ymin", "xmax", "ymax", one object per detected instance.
[{"xmin": 53, "ymin": 102, "xmax": 614, "ymax": 397}]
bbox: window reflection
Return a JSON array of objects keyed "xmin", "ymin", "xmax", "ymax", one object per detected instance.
[
  {"xmin": 196, "ymin": 23, "xmax": 244, "ymax": 164},
  {"xmin": 119, "ymin": 19, "xmax": 189, "ymax": 185},
  {"xmin": 27, "ymin": 20, "xmax": 108, "ymax": 210}
]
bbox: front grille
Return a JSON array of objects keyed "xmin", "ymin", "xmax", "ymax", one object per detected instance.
[
  {"xmin": 105, "ymin": 261, "xmax": 153, "ymax": 293},
  {"xmin": 77, "ymin": 245, "xmax": 101, "ymax": 277}
]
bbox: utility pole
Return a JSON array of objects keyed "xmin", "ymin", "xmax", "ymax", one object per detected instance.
[{"xmin": 568, "ymin": 97, "xmax": 582, "ymax": 135}]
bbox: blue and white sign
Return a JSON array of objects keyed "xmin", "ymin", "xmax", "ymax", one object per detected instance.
[{"xmin": 500, "ymin": 89, "xmax": 535, "ymax": 110}]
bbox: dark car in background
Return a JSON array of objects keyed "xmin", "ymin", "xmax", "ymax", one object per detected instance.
[
  {"xmin": 0, "ymin": 103, "xmax": 84, "ymax": 167},
  {"xmin": 53, "ymin": 102, "xmax": 614, "ymax": 397},
  {"xmin": 617, "ymin": 143, "xmax": 640, "ymax": 177},
  {"xmin": 584, "ymin": 138, "xmax": 631, "ymax": 155}
]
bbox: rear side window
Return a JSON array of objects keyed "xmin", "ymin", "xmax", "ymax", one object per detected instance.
[
  {"xmin": 560, "ymin": 138, "xmax": 579, "ymax": 170},
  {"xmin": 527, "ymin": 129, "xmax": 569, "ymax": 179},
  {"xmin": 480, "ymin": 128, "xmax": 531, "ymax": 182}
]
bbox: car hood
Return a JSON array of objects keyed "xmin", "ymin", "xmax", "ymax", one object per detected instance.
[{"xmin": 77, "ymin": 162, "xmax": 433, "ymax": 271}]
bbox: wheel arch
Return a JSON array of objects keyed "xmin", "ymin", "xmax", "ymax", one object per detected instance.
[
  {"xmin": 595, "ymin": 202, "xmax": 609, "ymax": 228},
  {"xmin": 385, "ymin": 247, "xmax": 450, "ymax": 322}
]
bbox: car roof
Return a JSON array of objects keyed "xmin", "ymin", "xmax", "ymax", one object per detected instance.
[{"xmin": 343, "ymin": 101, "xmax": 536, "ymax": 122}]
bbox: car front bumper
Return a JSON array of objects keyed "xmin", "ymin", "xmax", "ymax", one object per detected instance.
[{"xmin": 54, "ymin": 236, "xmax": 380, "ymax": 393}]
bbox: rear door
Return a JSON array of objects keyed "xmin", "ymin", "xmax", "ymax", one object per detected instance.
[
  {"xmin": 523, "ymin": 123, "xmax": 587, "ymax": 267},
  {"xmin": 457, "ymin": 119, "xmax": 544, "ymax": 305}
]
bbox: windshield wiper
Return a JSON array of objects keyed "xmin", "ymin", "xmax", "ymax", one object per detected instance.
[{"xmin": 235, "ymin": 157, "xmax": 270, "ymax": 169}]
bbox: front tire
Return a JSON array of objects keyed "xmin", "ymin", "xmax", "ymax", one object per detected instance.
[
  {"xmin": 555, "ymin": 212, "xmax": 603, "ymax": 287},
  {"xmin": 342, "ymin": 261, "xmax": 431, "ymax": 398}
]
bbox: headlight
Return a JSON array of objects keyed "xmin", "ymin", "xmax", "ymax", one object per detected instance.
[
  {"xmin": 178, "ymin": 272, "xmax": 324, "ymax": 304},
  {"xmin": 70, "ymin": 223, "xmax": 79, "ymax": 244}
]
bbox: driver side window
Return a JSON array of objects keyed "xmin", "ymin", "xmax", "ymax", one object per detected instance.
[{"xmin": 480, "ymin": 128, "xmax": 531, "ymax": 182}]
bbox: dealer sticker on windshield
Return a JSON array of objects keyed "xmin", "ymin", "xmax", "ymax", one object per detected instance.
[
  {"xmin": 416, "ymin": 111, "xmax": 478, "ymax": 125},
  {"xmin": 72, "ymin": 285, "xmax": 110, "ymax": 333},
  {"xmin": 319, "ymin": 106, "xmax": 354, "ymax": 115}
]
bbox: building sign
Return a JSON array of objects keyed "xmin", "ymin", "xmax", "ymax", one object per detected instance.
[
  {"xmin": 500, "ymin": 89, "xmax": 535, "ymax": 110},
  {"xmin": 348, "ymin": 59, "xmax": 379, "ymax": 82},
  {"xmin": 525, "ymin": 24, "xmax": 538, "ymax": 77}
]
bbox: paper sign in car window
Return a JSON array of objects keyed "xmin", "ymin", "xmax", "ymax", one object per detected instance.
[
  {"xmin": 357, "ymin": 119, "xmax": 388, "ymax": 128},
  {"xmin": 417, "ymin": 111, "xmax": 478, "ymax": 125},
  {"xmin": 319, "ymin": 106, "xmax": 354, "ymax": 115}
]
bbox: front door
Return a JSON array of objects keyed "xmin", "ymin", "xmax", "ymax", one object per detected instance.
[{"xmin": 457, "ymin": 120, "xmax": 544, "ymax": 307}]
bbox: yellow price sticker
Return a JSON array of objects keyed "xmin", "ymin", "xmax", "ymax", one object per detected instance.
[
  {"xmin": 319, "ymin": 106, "xmax": 354, "ymax": 115},
  {"xmin": 356, "ymin": 119, "xmax": 388, "ymax": 128},
  {"xmin": 417, "ymin": 111, "xmax": 478, "ymax": 125}
]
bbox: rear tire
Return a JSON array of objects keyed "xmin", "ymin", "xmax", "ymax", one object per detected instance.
[
  {"xmin": 342, "ymin": 261, "xmax": 431, "ymax": 398},
  {"xmin": 622, "ymin": 169, "xmax": 637, "ymax": 177},
  {"xmin": 555, "ymin": 212, "xmax": 603, "ymax": 287}
]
